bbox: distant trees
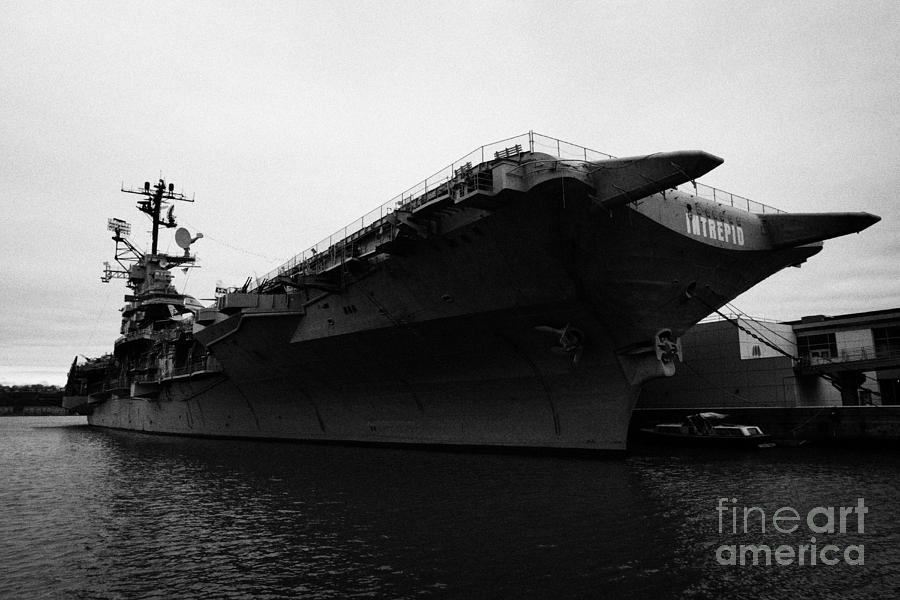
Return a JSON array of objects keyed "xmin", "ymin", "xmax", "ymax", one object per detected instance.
[
  {"xmin": 1, "ymin": 385, "xmax": 65, "ymax": 410},
  {"xmin": 0, "ymin": 384, "xmax": 63, "ymax": 394}
]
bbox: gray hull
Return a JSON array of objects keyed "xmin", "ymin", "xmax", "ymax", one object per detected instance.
[{"xmin": 87, "ymin": 343, "xmax": 643, "ymax": 452}]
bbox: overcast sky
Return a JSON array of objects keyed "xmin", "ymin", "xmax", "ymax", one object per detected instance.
[{"xmin": 2, "ymin": 0, "xmax": 898, "ymax": 385}]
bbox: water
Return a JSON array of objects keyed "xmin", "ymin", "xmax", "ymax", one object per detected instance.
[{"xmin": 2, "ymin": 416, "xmax": 899, "ymax": 599}]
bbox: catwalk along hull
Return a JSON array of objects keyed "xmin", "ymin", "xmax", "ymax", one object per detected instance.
[{"xmin": 79, "ymin": 136, "xmax": 879, "ymax": 451}]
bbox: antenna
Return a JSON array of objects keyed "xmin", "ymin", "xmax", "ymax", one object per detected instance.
[
  {"xmin": 102, "ymin": 217, "xmax": 141, "ymax": 283},
  {"xmin": 175, "ymin": 227, "xmax": 204, "ymax": 257},
  {"xmin": 175, "ymin": 227, "xmax": 192, "ymax": 249},
  {"xmin": 121, "ymin": 178, "xmax": 194, "ymax": 255},
  {"xmin": 106, "ymin": 178, "xmax": 199, "ymax": 294},
  {"xmin": 107, "ymin": 218, "xmax": 131, "ymax": 237}
]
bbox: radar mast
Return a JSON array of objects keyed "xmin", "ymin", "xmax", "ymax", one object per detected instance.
[
  {"xmin": 102, "ymin": 179, "xmax": 202, "ymax": 293},
  {"xmin": 121, "ymin": 179, "xmax": 193, "ymax": 255}
]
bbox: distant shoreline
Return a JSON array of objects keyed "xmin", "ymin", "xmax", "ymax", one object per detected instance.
[{"xmin": 0, "ymin": 407, "xmax": 70, "ymax": 416}]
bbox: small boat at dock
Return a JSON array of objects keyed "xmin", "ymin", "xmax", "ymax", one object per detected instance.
[{"xmin": 638, "ymin": 412, "xmax": 774, "ymax": 448}]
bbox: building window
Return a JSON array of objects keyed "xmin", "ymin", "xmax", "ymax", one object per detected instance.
[
  {"xmin": 798, "ymin": 333, "xmax": 837, "ymax": 362},
  {"xmin": 873, "ymin": 326, "xmax": 900, "ymax": 358},
  {"xmin": 751, "ymin": 345, "xmax": 762, "ymax": 357}
]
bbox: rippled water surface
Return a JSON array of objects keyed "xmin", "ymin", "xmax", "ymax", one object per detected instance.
[{"xmin": 2, "ymin": 416, "xmax": 899, "ymax": 599}]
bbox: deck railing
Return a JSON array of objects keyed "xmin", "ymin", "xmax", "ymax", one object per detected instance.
[
  {"xmin": 800, "ymin": 345, "xmax": 900, "ymax": 368},
  {"xmin": 129, "ymin": 354, "xmax": 223, "ymax": 384},
  {"xmin": 685, "ymin": 180, "xmax": 785, "ymax": 215},
  {"xmin": 165, "ymin": 354, "xmax": 222, "ymax": 379},
  {"xmin": 103, "ymin": 376, "xmax": 128, "ymax": 392},
  {"xmin": 252, "ymin": 131, "xmax": 785, "ymax": 289}
]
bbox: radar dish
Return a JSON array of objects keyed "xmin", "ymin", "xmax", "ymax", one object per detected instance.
[{"xmin": 175, "ymin": 227, "xmax": 193, "ymax": 249}]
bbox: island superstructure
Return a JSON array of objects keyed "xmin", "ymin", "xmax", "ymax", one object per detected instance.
[{"xmin": 64, "ymin": 132, "xmax": 880, "ymax": 451}]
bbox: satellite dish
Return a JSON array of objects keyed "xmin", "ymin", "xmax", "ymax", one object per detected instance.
[{"xmin": 175, "ymin": 227, "xmax": 192, "ymax": 249}]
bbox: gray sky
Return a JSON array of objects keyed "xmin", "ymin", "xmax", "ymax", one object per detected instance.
[{"xmin": 2, "ymin": 0, "xmax": 898, "ymax": 385}]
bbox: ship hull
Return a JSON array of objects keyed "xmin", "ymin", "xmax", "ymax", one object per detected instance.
[
  {"xmin": 86, "ymin": 378, "xmax": 640, "ymax": 452},
  {"xmin": 87, "ymin": 303, "xmax": 645, "ymax": 451}
]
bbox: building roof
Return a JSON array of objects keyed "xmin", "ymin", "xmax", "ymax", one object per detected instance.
[{"xmin": 789, "ymin": 307, "xmax": 900, "ymax": 333}]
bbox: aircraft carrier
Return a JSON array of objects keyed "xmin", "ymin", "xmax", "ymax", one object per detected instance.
[{"xmin": 63, "ymin": 132, "xmax": 880, "ymax": 451}]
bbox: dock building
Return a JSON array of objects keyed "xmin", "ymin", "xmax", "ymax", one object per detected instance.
[
  {"xmin": 638, "ymin": 307, "xmax": 900, "ymax": 409},
  {"xmin": 634, "ymin": 307, "xmax": 900, "ymax": 444}
]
